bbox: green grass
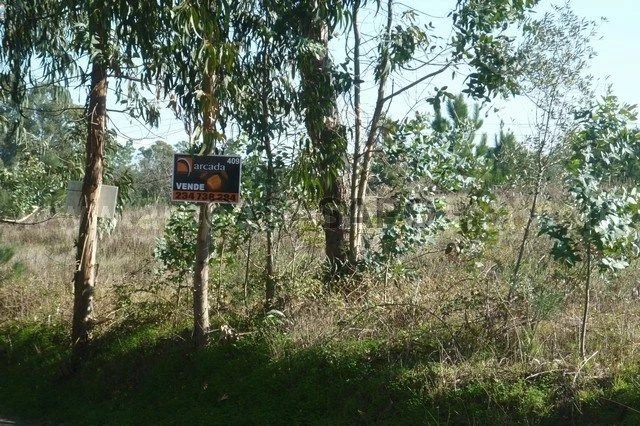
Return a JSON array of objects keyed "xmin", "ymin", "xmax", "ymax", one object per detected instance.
[
  {"xmin": 2, "ymin": 321, "xmax": 640, "ymax": 425},
  {"xmin": 2, "ymin": 203, "xmax": 640, "ymax": 424}
]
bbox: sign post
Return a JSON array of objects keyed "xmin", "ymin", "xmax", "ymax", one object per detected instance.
[{"xmin": 172, "ymin": 154, "xmax": 242, "ymax": 204}]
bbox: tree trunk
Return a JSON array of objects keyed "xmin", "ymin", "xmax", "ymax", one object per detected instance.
[
  {"xmin": 509, "ymin": 91, "xmax": 558, "ymax": 301},
  {"xmin": 348, "ymin": 0, "xmax": 363, "ymax": 264},
  {"xmin": 353, "ymin": 0, "xmax": 393, "ymax": 261},
  {"xmin": 321, "ymin": 179, "xmax": 348, "ymax": 281},
  {"xmin": 298, "ymin": 4, "xmax": 349, "ymax": 282},
  {"xmin": 265, "ymin": 230, "xmax": 276, "ymax": 309},
  {"xmin": 580, "ymin": 238, "xmax": 592, "ymax": 359},
  {"xmin": 193, "ymin": 204, "xmax": 211, "ymax": 348},
  {"xmin": 72, "ymin": 15, "xmax": 108, "ymax": 355},
  {"xmin": 192, "ymin": 72, "xmax": 216, "ymax": 348},
  {"xmin": 509, "ymin": 169, "xmax": 542, "ymax": 301},
  {"xmin": 261, "ymin": 44, "xmax": 277, "ymax": 309}
]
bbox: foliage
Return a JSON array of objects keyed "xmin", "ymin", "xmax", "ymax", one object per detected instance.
[
  {"xmin": 0, "ymin": 0, "xmax": 178, "ymax": 217},
  {"xmin": 157, "ymin": 0, "xmax": 256, "ymax": 149},
  {"xmin": 512, "ymin": 3, "xmax": 599, "ymax": 174},
  {"xmin": 458, "ymin": 186, "xmax": 504, "ymax": 255},
  {"xmin": 130, "ymin": 140, "xmax": 175, "ymax": 205},
  {"xmin": 370, "ymin": 94, "xmax": 505, "ymax": 263},
  {"xmin": 0, "ymin": 86, "xmax": 85, "ymax": 219},
  {"xmin": 154, "ymin": 204, "xmax": 199, "ymax": 287},
  {"xmin": 485, "ymin": 128, "xmax": 535, "ymax": 186},
  {"xmin": 370, "ymin": 115, "xmax": 452, "ymax": 261},
  {"xmin": 430, "ymin": 95, "xmax": 506, "ymax": 254},
  {"xmin": 153, "ymin": 202, "xmax": 249, "ymax": 295},
  {"xmin": 507, "ymin": 3, "xmax": 601, "ymax": 309},
  {"xmin": 453, "ymin": 0, "xmax": 540, "ymax": 99},
  {"xmin": 240, "ymin": 147, "xmax": 290, "ymax": 233},
  {"xmin": 539, "ymin": 95, "xmax": 640, "ymax": 357},
  {"xmin": 1, "ymin": 0, "xmax": 174, "ymax": 120},
  {"xmin": 367, "ymin": 108, "xmax": 475, "ymax": 263},
  {"xmin": 517, "ymin": 4, "xmax": 597, "ymax": 110},
  {"xmin": 539, "ymin": 96, "xmax": 640, "ymax": 272},
  {"xmin": 0, "ymin": 95, "xmax": 137, "ymax": 222}
]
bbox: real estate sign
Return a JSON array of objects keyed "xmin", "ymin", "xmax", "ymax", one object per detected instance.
[{"xmin": 172, "ymin": 154, "xmax": 242, "ymax": 204}]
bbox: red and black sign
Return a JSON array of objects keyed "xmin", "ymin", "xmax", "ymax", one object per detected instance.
[{"xmin": 172, "ymin": 154, "xmax": 242, "ymax": 204}]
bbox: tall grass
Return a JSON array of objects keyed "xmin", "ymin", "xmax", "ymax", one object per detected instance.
[
  {"xmin": 2, "ymin": 196, "xmax": 640, "ymax": 423},
  {"xmin": 1, "ymin": 194, "xmax": 640, "ymax": 374}
]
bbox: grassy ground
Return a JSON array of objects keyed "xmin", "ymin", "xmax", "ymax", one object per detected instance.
[
  {"xmin": 1, "ymin": 322, "xmax": 640, "ymax": 424},
  {"xmin": 1, "ymin": 201, "xmax": 640, "ymax": 423}
]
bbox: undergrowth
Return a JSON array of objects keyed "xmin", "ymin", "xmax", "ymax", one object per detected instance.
[
  {"xmin": 1, "ymin": 321, "xmax": 640, "ymax": 424},
  {"xmin": 2, "ymin": 202, "xmax": 640, "ymax": 423}
]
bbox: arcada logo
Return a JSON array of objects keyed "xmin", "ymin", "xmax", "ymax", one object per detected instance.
[{"xmin": 175, "ymin": 156, "xmax": 193, "ymax": 176}]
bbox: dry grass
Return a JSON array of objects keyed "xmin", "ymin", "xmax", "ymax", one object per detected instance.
[
  {"xmin": 0, "ymin": 205, "xmax": 169, "ymax": 326},
  {"xmin": 2, "ymin": 195, "xmax": 640, "ymax": 376}
]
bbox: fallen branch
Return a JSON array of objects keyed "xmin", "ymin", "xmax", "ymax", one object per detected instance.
[
  {"xmin": 573, "ymin": 350, "xmax": 599, "ymax": 386},
  {"xmin": 0, "ymin": 207, "xmax": 58, "ymax": 225}
]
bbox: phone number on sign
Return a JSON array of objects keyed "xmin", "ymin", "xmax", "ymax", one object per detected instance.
[{"xmin": 173, "ymin": 191, "xmax": 239, "ymax": 203}]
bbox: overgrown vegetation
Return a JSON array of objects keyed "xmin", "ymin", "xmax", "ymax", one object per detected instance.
[
  {"xmin": 2, "ymin": 311, "xmax": 640, "ymax": 424},
  {"xmin": 2, "ymin": 0, "xmax": 640, "ymax": 423},
  {"xmin": 2, "ymin": 191, "xmax": 640, "ymax": 422}
]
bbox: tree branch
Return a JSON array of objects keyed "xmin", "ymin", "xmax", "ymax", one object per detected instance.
[
  {"xmin": 354, "ymin": 0, "xmax": 394, "ymax": 230},
  {"xmin": 0, "ymin": 207, "xmax": 58, "ymax": 225},
  {"xmin": 381, "ymin": 62, "xmax": 452, "ymax": 103}
]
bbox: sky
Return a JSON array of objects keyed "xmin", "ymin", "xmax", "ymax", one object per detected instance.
[
  {"xmin": 491, "ymin": 0, "xmax": 640, "ymax": 139},
  {"xmin": 576, "ymin": 0, "xmax": 640, "ymax": 106},
  {"xmin": 388, "ymin": 0, "xmax": 640, "ymax": 142},
  {"xmin": 108, "ymin": 0, "xmax": 640, "ymax": 149}
]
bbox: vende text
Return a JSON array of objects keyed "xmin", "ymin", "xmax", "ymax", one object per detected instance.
[{"xmin": 175, "ymin": 183, "xmax": 205, "ymax": 190}]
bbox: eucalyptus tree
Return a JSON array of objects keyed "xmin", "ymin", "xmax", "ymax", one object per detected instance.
[
  {"xmin": 73, "ymin": 1, "xmax": 172, "ymax": 354},
  {"xmin": 159, "ymin": 0, "xmax": 232, "ymax": 348},
  {"xmin": 539, "ymin": 95, "xmax": 640, "ymax": 358},
  {"xmin": 156, "ymin": 0, "xmax": 301, "ymax": 344},
  {"xmin": 291, "ymin": 0, "xmax": 352, "ymax": 281},
  {"xmin": 291, "ymin": 0, "xmax": 540, "ymax": 281},
  {"xmin": 1, "ymin": 0, "xmax": 174, "ymax": 354},
  {"xmin": 230, "ymin": 1, "xmax": 301, "ymax": 310},
  {"xmin": 508, "ymin": 5, "xmax": 599, "ymax": 300}
]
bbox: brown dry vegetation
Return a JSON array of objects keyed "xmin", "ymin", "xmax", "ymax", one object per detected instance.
[{"xmin": 2, "ymin": 192, "xmax": 640, "ymax": 376}]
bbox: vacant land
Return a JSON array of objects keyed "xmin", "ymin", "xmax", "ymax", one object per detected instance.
[{"xmin": 1, "ymin": 202, "xmax": 640, "ymax": 424}]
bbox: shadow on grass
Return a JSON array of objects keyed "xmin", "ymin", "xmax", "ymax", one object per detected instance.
[{"xmin": 1, "ymin": 322, "xmax": 639, "ymax": 425}]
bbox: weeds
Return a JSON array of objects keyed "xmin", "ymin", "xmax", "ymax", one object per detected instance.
[{"xmin": 1, "ymin": 199, "xmax": 640, "ymax": 422}]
